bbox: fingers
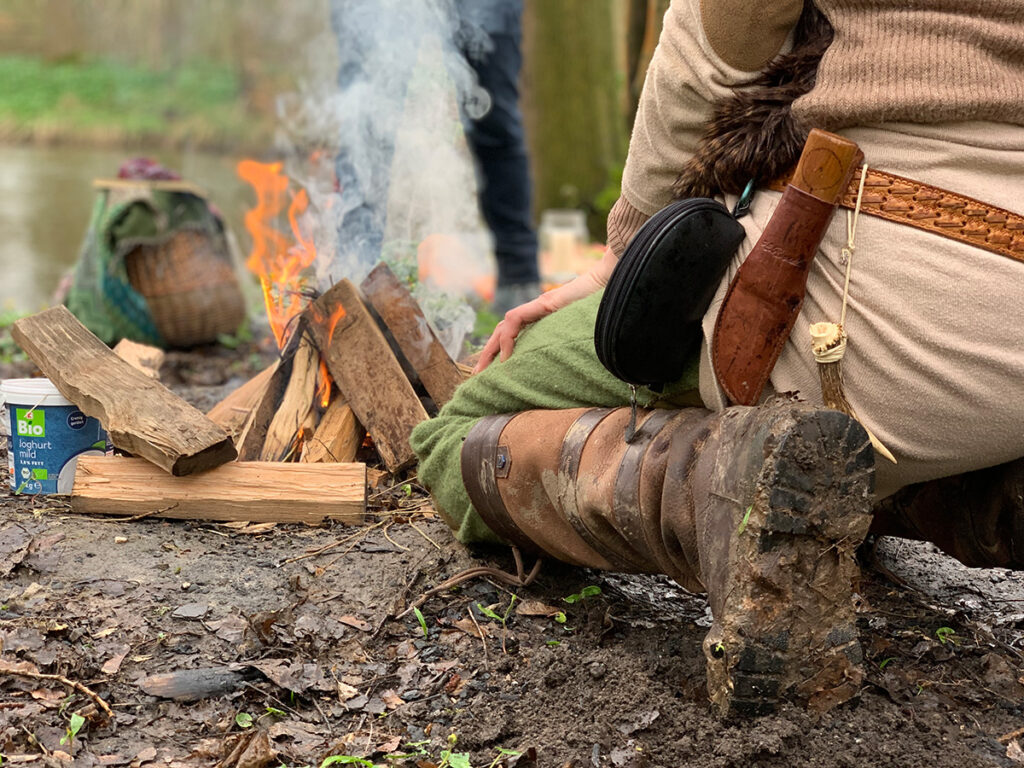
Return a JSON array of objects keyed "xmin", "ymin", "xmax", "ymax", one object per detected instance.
[
  {"xmin": 473, "ymin": 334, "xmax": 501, "ymax": 373},
  {"xmin": 472, "ymin": 315, "xmax": 523, "ymax": 372}
]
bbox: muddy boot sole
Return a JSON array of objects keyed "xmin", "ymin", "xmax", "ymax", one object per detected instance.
[{"xmin": 702, "ymin": 407, "xmax": 875, "ymax": 718}]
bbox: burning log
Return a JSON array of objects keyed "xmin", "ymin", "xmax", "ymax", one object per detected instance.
[
  {"xmin": 300, "ymin": 397, "xmax": 363, "ymax": 464},
  {"xmin": 71, "ymin": 455, "xmax": 365, "ymax": 523},
  {"xmin": 259, "ymin": 330, "xmax": 321, "ymax": 461},
  {"xmin": 360, "ymin": 263, "xmax": 464, "ymax": 408},
  {"xmin": 206, "ymin": 362, "xmax": 279, "ymax": 439},
  {"xmin": 310, "ymin": 280, "xmax": 428, "ymax": 472},
  {"xmin": 11, "ymin": 306, "xmax": 236, "ymax": 476}
]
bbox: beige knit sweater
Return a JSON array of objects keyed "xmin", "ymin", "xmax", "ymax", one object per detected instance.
[{"xmin": 609, "ymin": 0, "xmax": 1024, "ymax": 498}]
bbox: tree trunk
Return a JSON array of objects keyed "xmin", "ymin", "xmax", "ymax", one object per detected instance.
[{"xmin": 521, "ymin": 0, "xmax": 629, "ymax": 242}]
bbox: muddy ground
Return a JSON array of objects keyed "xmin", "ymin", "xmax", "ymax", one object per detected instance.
[{"xmin": 2, "ymin": 345, "xmax": 1024, "ymax": 768}]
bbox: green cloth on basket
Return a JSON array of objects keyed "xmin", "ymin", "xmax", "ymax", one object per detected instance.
[
  {"xmin": 64, "ymin": 185, "xmax": 229, "ymax": 346},
  {"xmin": 410, "ymin": 290, "xmax": 703, "ymax": 545}
]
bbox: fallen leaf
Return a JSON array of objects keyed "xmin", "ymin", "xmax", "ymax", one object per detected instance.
[
  {"xmin": 336, "ymin": 682, "xmax": 360, "ymax": 701},
  {"xmin": 453, "ymin": 618, "xmax": 488, "ymax": 639},
  {"xmin": 96, "ymin": 755, "xmax": 129, "ymax": 766},
  {"xmin": 24, "ymin": 532, "xmax": 65, "ymax": 573},
  {"xmin": 0, "ymin": 525, "xmax": 35, "ymax": 577},
  {"xmin": 101, "ymin": 645, "xmax": 132, "ymax": 675},
  {"xmin": 1007, "ymin": 740, "xmax": 1024, "ymax": 764},
  {"xmin": 207, "ymin": 615, "xmax": 247, "ymax": 644},
  {"xmin": 0, "ymin": 658, "xmax": 40, "ymax": 675},
  {"xmin": 93, "ymin": 627, "xmax": 120, "ymax": 640},
  {"xmin": 617, "ymin": 710, "xmax": 660, "ymax": 736},
  {"xmin": 248, "ymin": 659, "xmax": 324, "ymax": 694},
  {"xmin": 236, "ymin": 730, "xmax": 276, "ymax": 768},
  {"xmin": 50, "ymin": 751, "xmax": 73, "ymax": 763},
  {"xmin": 339, "ymin": 615, "xmax": 371, "ymax": 632},
  {"xmin": 444, "ymin": 673, "xmax": 465, "ymax": 696},
  {"xmin": 29, "ymin": 688, "xmax": 65, "ymax": 709},
  {"xmin": 515, "ymin": 600, "xmax": 562, "ymax": 618},
  {"xmin": 220, "ymin": 522, "xmax": 277, "ymax": 535},
  {"xmin": 171, "ymin": 603, "xmax": 210, "ymax": 620},
  {"xmin": 380, "ymin": 689, "xmax": 404, "ymax": 709},
  {"xmin": 132, "ymin": 747, "xmax": 157, "ymax": 767}
]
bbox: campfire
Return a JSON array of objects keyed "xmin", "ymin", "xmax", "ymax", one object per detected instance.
[
  {"xmin": 7, "ymin": 163, "xmax": 470, "ymax": 525},
  {"xmin": 222, "ymin": 159, "xmax": 467, "ymax": 471}
]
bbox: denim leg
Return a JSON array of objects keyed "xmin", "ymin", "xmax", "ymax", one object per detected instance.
[{"xmin": 458, "ymin": 0, "xmax": 540, "ymax": 287}]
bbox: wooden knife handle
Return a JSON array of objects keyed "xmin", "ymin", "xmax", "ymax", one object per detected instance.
[{"xmin": 790, "ymin": 128, "xmax": 864, "ymax": 203}]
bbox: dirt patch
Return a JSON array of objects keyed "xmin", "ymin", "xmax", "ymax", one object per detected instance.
[{"xmin": 1, "ymin": 358, "xmax": 1023, "ymax": 768}]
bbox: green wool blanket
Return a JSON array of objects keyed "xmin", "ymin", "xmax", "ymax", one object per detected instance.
[{"xmin": 410, "ymin": 290, "xmax": 702, "ymax": 544}]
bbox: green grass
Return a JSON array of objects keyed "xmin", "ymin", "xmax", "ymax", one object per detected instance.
[{"xmin": 0, "ymin": 55, "xmax": 273, "ymax": 150}]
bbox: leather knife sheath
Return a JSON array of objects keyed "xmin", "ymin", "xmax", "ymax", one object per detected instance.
[{"xmin": 712, "ymin": 129, "xmax": 864, "ymax": 405}]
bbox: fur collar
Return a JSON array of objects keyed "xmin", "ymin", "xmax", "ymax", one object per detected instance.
[{"xmin": 671, "ymin": 2, "xmax": 833, "ymax": 199}]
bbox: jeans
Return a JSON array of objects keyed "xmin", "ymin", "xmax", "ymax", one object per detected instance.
[{"xmin": 330, "ymin": 0, "xmax": 539, "ymax": 287}]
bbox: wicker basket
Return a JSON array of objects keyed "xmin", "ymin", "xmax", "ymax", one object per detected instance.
[{"xmin": 125, "ymin": 230, "xmax": 246, "ymax": 348}]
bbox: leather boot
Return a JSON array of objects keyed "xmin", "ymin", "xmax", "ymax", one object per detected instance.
[
  {"xmin": 461, "ymin": 400, "xmax": 876, "ymax": 717},
  {"xmin": 871, "ymin": 456, "xmax": 1024, "ymax": 569}
]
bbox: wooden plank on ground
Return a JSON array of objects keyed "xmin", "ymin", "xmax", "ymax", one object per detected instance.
[
  {"xmin": 300, "ymin": 397, "xmax": 363, "ymax": 463},
  {"xmin": 11, "ymin": 306, "xmax": 236, "ymax": 476},
  {"xmin": 206, "ymin": 362, "xmax": 278, "ymax": 439},
  {"xmin": 71, "ymin": 455, "xmax": 366, "ymax": 523},
  {"xmin": 360, "ymin": 263, "xmax": 464, "ymax": 407},
  {"xmin": 309, "ymin": 280, "xmax": 427, "ymax": 472}
]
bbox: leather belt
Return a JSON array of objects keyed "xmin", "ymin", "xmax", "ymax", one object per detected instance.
[{"xmin": 769, "ymin": 168, "xmax": 1024, "ymax": 264}]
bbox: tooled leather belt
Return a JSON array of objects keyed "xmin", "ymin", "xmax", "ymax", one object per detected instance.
[{"xmin": 768, "ymin": 168, "xmax": 1024, "ymax": 264}]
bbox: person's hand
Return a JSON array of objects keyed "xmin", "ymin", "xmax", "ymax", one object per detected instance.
[
  {"xmin": 474, "ymin": 297, "xmax": 554, "ymax": 373},
  {"xmin": 473, "ymin": 246, "xmax": 622, "ymax": 373}
]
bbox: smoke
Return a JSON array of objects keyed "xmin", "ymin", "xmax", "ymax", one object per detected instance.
[{"xmin": 276, "ymin": 0, "xmax": 495, "ymax": 356}]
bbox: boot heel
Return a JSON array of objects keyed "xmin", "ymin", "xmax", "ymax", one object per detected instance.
[{"xmin": 705, "ymin": 407, "xmax": 875, "ymax": 718}]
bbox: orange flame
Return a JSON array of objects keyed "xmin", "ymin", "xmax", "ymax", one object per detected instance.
[
  {"xmin": 315, "ymin": 360, "xmax": 332, "ymax": 409},
  {"xmin": 237, "ymin": 160, "xmax": 317, "ymax": 348}
]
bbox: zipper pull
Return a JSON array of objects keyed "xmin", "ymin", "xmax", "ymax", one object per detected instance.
[{"xmin": 625, "ymin": 385, "xmax": 639, "ymax": 443}]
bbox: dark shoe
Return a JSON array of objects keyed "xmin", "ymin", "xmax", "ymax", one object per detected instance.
[
  {"xmin": 871, "ymin": 456, "xmax": 1024, "ymax": 569},
  {"xmin": 461, "ymin": 400, "xmax": 876, "ymax": 716},
  {"xmin": 696, "ymin": 405, "xmax": 875, "ymax": 716}
]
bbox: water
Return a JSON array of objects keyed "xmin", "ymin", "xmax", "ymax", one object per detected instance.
[{"xmin": 0, "ymin": 144, "xmax": 254, "ymax": 313}]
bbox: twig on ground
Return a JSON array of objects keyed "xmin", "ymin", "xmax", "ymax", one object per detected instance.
[
  {"xmin": 468, "ymin": 606, "xmax": 489, "ymax": 666},
  {"xmin": 999, "ymin": 725, "xmax": 1024, "ymax": 744},
  {"xmin": 395, "ymin": 548, "xmax": 542, "ymax": 620},
  {"xmin": 381, "ymin": 522, "xmax": 410, "ymax": 552},
  {"xmin": 277, "ymin": 520, "xmax": 386, "ymax": 566},
  {"xmin": 86, "ymin": 503, "xmax": 180, "ymax": 523},
  {"xmin": 408, "ymin": 520, "xmax": 442, "ymax": 551},
  {"xmin": 2, "ymin": 666, "xmax": 114, "ymax": 719}
]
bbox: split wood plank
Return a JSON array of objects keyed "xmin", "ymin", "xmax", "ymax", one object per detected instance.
[
  {"xmin": 301, "ymin": 397, "xmax": 363, "ymax": 463},
  {"xmin": 205, "ymin": 362, "xmax": 278, "ymax": 439},
  {"xmin": 360, "ymin": 263, "xmax": 464, "ymax": 407},
  {"xmin": 235, "ymin": 355, "xmax": 294, "ymax": 461},
  {"xmin": 11, "ymin": 306, "xmax": 236, "ymax": 475},
  {"xmin": 112, "ymin": 339, "xmax": 164, "ymax": 379},
  {"xmin": 260, "ymin": 333, "xmax": 320, "ymax": 461},
  {"xmin": 71, "ymin": 455, "xmax": 366, "ymax": 523},
  {"xmin": 310, "ymin": 280, "xmax": 428, "ymax": 472}
]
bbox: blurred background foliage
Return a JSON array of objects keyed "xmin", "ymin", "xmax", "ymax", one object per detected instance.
[{"xmin": 0, "ymin": 0, "xmax": 669, "ymax": 238}]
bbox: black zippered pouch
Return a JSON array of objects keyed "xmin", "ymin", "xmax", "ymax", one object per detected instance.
[{"xmin": 594, "ymin": 198, "xmax": 746, "ymax": 389}]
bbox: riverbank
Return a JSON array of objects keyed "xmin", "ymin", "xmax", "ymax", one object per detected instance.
[{"xmin": 0, "ymin": 55, "xmax": 277, "ymax": 154}]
